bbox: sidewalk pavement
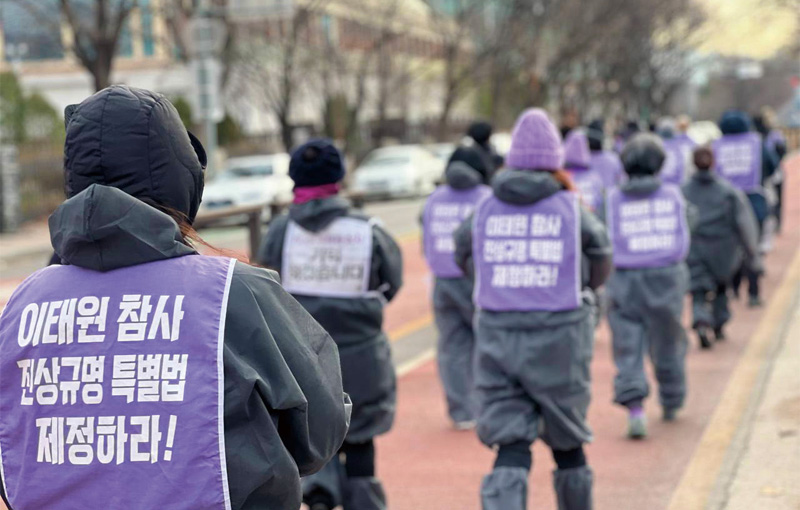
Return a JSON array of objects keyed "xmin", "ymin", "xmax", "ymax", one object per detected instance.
[
  {"xmin": 718, "ymin": 286, "xmax": 800, "ymax": 510},
  {"xmin": 0, "ymin": 220, "xmax": 51, "ymax": 262}
]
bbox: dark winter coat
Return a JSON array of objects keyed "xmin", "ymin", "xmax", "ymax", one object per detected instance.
[
  {"xmin": 258, "ymin": 196, "xmax": 403, "ymax": 443},
  {"xmin": 0, "ymin": 184, "xmax": 350, "ymax": 510}
]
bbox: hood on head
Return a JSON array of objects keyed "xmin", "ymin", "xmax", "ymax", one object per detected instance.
[
  {"xmin": 467, "ymin": 121, "xmax": 493, "ymax": 145},
  {"xmin": 621, "ymin": 133, "xmax": 666, "ymax": 176},
  {"xmin": 445, "ymin": 161, "xmax": 483, "ymax": 189},
  {"xmin": 64, "ymin": 85, "xmax": 206, "ymax": 223},
  {"xmin": 587, "ymin": 127, "xmax": 604, "ymax": 152},
  {"xmin": 492, "ymin": 169, "xmax": 563, "ymax": 205},
  {"xmin": 564, "ymin": 130, "xmax": 591, "ymax": 169},
  {"xmin": 719, "ymin": 110, "xmax": 753, "ymax": 135},
  {"xmin": 505, "ymin": 108, "xmax": 564, "ymax": 171},
  {"xmin": 447, "ymin": 145, "xmax": 490, "ymax": 184},
  {"xmin": 50, "ymin": 184, "xmax": 195, "ymax": 272},
  {"xmin": 657, "ymin": 117, "xmax": 676, "ymax": 139}
]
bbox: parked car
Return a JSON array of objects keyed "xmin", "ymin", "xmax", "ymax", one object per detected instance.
[
  {"xmin": 427, "ymin": 142, "xmax": 456, "ymax": 164},
  {"xmin": 490, "ymin": 132, "xmax": 512, "ymax": 157},
  {"xmin": 351, "ymin": 145, "xmax": 445, "ymax": 199},
  {"xmin": 199, "ymin": 154, "xmax": 294, "ymax": 222}
]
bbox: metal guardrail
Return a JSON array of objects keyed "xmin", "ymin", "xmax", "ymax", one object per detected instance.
[{"xmin": 192, "ymin": 193, "xmax": 366, "ymax": 260}]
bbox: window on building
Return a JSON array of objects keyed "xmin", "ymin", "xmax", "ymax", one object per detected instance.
[{"xmin": 1, "ymin": 0, "xmax": 64, "ymax": 61}]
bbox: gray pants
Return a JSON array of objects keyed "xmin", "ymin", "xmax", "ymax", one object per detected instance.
[
  {"xmin": 691, "ymin": 283, "xmax": 730, "ymax": 329},
  {"xmin": 607, "ymin": 264, "xmax": 689, "ymax": 409},
  {"xmin": 433, "ymin": 277, "xmax": 477, "ymax": 423},
  {"xmin": 474, "ymin": 309, "xmax": 594, "ymax": 452}
]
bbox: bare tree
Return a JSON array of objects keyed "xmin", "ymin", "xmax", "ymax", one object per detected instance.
[
  {"xmin": 12, "ymin": 0, "xmax": 139, "ymax": 91},
  {"xmin": 229, "ymin": 0, "xmax": 329, "ymax": 152}
]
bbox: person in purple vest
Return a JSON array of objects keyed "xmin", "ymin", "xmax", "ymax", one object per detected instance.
[
  {"xmin": 587, "ymin": 120, "xmax": 625, "ymax": 190},
  {"xmin": 604, "ymin": 134, "xmax": 692, "ymax": 439},
  {"xmin": 714, "ymin": 110, "xmax": 778, "ymax": 307},
  {"xmin": 657, "ymin": 117, "xmax": 697, "ymax": 186},
  {"xmin": 565, "ymin": 129, "xmax": 606, "ymax": 213},
  {"xmin": 453, "ymin": 109, "xmax": 612, "ymax": 510},
  {"xmin": 0, "ymin": 86, "xmax": 350, "ymax": 510},
  {"xmin": 682, "ymin": 146, "xmax": 761, "ymax": 348},
  {"xmin": 258, "ymin": 139, "xmax": 403, "ymax": 510},
  {"xmin": 421, "ymin": 146, "xmax": 493, "ymax": 429}
]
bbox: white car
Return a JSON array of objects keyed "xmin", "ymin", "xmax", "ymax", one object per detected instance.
[
  {"xmin": 687, "ymin": 121, "xmax": 722, "ymax": 145},
  {"xmin": 351, "ymin": 145, "xmax": 445, "ymax": 199},
  {"xmin": 490, "ymin": 132, "xmax": 512, "ymax": 157},
  {"xmin": 199, "ymin": 154, "xmax": 294, "ymax": 219}
]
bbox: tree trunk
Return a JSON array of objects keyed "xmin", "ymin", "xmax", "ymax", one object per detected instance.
[{"xmin": 92, "ymin": 48, "xmax": 113, "ymax": 91}]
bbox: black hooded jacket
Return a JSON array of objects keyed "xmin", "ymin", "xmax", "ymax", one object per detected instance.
[
  {"xmin": 0, "ymin": 185, "xmax": 351, "ymax": 510},
  {"xmin": 3, "ymin": 85, "xmax": 349, "ymax": 510}
]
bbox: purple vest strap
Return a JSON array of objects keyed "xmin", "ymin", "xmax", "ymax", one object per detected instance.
[
  {"xmin": 472, "ymin": 192, "xmax": 581, "ymax": 312},
  {"xmin": 712, "ymin": 133, "xmax": 763, "ymax": 192},
  {"xmin": 423, "ymin": 185, "xmax": 492, "ymax": 278},
  {"xmin": 0, "ymin": 255, "xmax": 236, "ymax": 510},
  {"xmin": 606, "ymin": 184, "xmax": 689, "ymax": 269}
]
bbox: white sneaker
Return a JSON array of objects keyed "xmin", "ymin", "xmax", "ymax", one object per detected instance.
[{"xmin": 453, "ymin": 420, "xmax": 476, "ymax": 431}]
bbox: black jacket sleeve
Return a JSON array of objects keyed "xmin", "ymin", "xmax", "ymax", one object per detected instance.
[
  {"xmin": 256, "ymin": 215, "xmax": 289, "ymax": 271},
  {"xmin": 579, "ymin": 208, "xmax": 612, "ymax": 290},
  {"xmin": 372, "ymin": 222, "xmax": 403, "ymax": 302},
  {"xmin": 222, "ymin": 263, "xmax": 350, "ymax": 507},
  {"xmin": 453, "ymin": 215, "xmax": 474, "ymax": 276}
]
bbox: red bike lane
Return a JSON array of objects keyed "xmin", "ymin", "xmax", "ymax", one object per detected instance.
[{"xmin": 376, "ymin": 159, "xmax": 800, "ymax": 510}]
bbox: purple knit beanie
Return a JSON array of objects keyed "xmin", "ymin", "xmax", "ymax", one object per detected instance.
[
  {"xmin": 505, "ymin": 108, "xmax": 564, "ymax": 171},
  {"xmin": 563, "ymin": 129, "xmax": 591, "ymax": 169}
]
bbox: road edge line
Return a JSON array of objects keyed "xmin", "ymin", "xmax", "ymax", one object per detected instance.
[
  {"xmin": 666, "ymin": 246, "xmax": 800, "ymax": 510},
  {"xmin": 396, "ymin": 347, "xmax": 436, "ymax": 377}
]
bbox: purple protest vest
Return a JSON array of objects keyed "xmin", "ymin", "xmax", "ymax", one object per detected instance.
[
  {"xmin": 0, "ymin": 255, "xmax": 236, "ymax": 510},
  {"xmin": 590, "ymin": 151, "xmax": 624, "ymax": 190},
  {"xmin": 766, "ymin": 129, "xmax": 786, "ymax": 155},
  {"xmin": 423, "ymin": 184, "xmax": 492, "ymax": 278},
  {"xmin": 606, "ymin": 184, "xmax": 689, "ymax": 269},
  {"xmin": 661, "ymin": 137, "xmax": 696, "ymax": 185},
  {"xmin": 472, "ymin": 192, "xmax": 581, "ymax": 312},
  {"xmin": 568, "ymin": 167, "xmax": 605, "ymax": 212},
  {"xmin": 712, "ymin": 132, "xmax": 763, "ymax": 192}
]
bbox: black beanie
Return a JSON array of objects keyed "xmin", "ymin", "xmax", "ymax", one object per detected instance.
[
  {"xmin": 289, "ymin": 138, "xmax": 345, "ymax": 187},
  {"xmin": 621, "ymin": 133, "xmax": 666, "ymax": 176},
  {"xmin": 64, "ymin": 85, "xmax": 206, "ymax": 223},
  {"xmin": 467, "ymin": 121, "xmax": 493, "ymax": 145}
]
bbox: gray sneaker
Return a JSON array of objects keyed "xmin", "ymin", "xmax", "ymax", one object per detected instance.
[{"xmin": 627, "ymin": 414, "xmax": 648, "ymax": 439}]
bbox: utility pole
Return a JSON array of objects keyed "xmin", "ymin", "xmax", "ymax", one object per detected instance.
[{"xmin": 188, "ymin": 0, "xmax": 227, "ymax": 175}]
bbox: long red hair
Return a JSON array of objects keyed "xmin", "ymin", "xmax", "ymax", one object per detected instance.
[
  {"xmin": 151, "ymin": 202, "xmax": 252, "ymax": 263},
  {"xmin": 552, "ymin": 169, "xmax": 577, "ymax": 192}
]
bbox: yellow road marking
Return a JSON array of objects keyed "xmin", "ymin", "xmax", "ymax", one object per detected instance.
[
  {"xmin": 388, "ymin": 313, "xmax": 434, "ymax": 341},
  {"xmin": 667, "ymin": 247, "xmax": 800, "ymax": 510},
  {"xmin": 396, "ymin": 230, "xmax": 421, "ymax": 244}
]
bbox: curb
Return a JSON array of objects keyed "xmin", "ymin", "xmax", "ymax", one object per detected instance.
[{"xmin": 666, "ymin": 246, "xmax": 800, "ymax": 510}]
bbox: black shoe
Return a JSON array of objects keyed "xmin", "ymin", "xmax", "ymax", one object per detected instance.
[
  {"xmin": 305, "ymin": 489, "xmax": 335, "ymax": 510},
  {"xmin": 748, "ymin": 296, "xmax": 763, "ymax": 308},
  {"xmin": 714, "ymin": 326, "xmax": 726, "ymax": 341},
  {"xmin": 698, "ymin": 328, "xmax": 713, "ymax": 349}
]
